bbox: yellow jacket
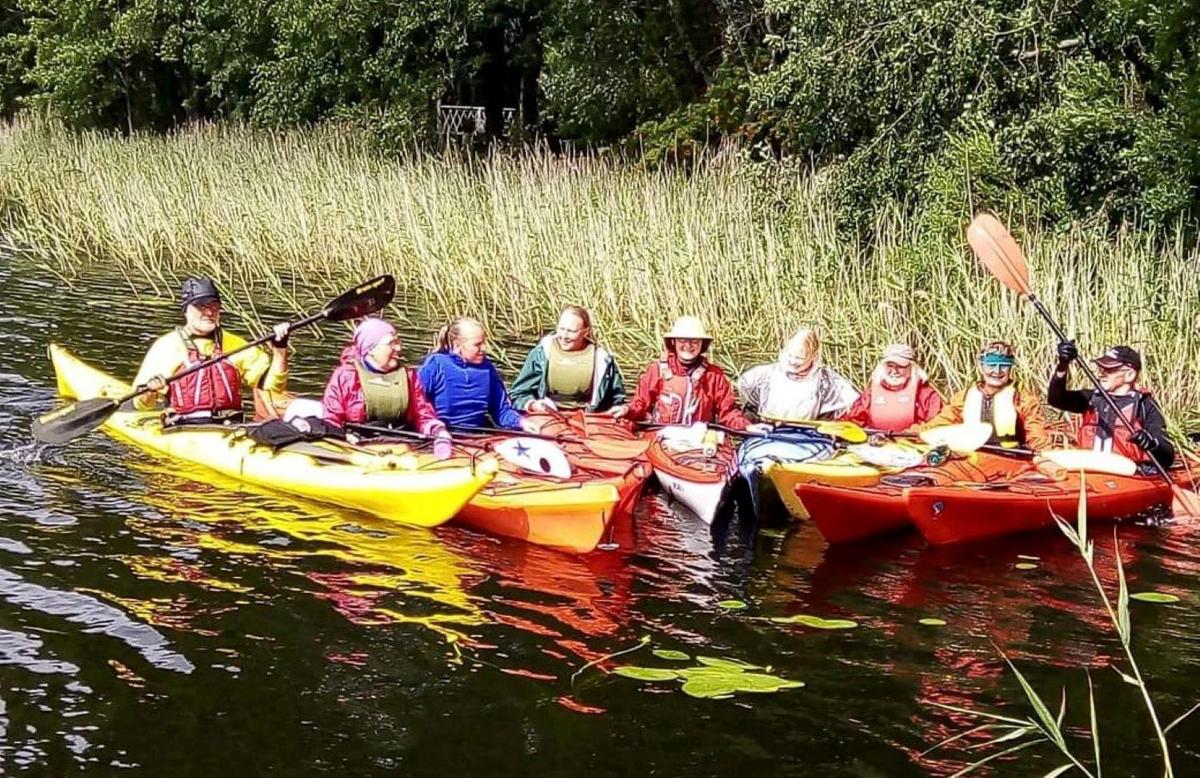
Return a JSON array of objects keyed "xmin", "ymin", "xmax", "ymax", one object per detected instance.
[{"xmin": 132, "ymin": 329, "xmax": 286, "ymax": 410}]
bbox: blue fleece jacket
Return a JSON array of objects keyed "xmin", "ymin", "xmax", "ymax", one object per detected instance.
[{"xmin": 417, "ymin": 351, "xmax": 524, "ymax": 431}]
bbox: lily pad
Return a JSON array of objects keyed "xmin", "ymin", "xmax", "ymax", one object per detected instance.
[
  {"xmin": 679, "ymin": 669, "xmax": 803, "ymax": 698},
  {"xmin": 1014, "ymin": 562, "xmax": 1039, "ymax": 570},
  {"xmin": 652, "ymin": 649, "xmax": 692, "ymax": 661},
  {"xmin": 612, "ymin": 666, "xmax": 679, "ymax": 682},
  {"xmin": 770, "ymin": 614, "xmax": 858, "ymax": 630},
  {"xmin": 717, "ymin": 599, "xmax": 748, "ymax": 610},
  {"xmin": 695, "ymin": 656, "xmax": 758, "ymax": 671},
  {"xmin": 1129, "ymin": 592, "xmax": 1180, "ymax": 604},
  {"xmin": 919, "ymin": 618, "xmax": 947, "ymax": 626}
]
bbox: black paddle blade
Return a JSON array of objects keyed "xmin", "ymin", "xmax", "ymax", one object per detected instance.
[
  {"xmin": 31, "ymin": 397, "xmax": 120, "ymax": 444},
  {"xmin": 324, "ymin": 274, "xmax": 396, "ymax": 322}
]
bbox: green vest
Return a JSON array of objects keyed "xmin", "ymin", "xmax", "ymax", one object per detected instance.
[
  {"xmin": 546, "ymin": 340, "xmax": 595, "ymax": 409},
  {"xmin": 355, "ymin": 363, "xmax": 410, "ymax": 423}
]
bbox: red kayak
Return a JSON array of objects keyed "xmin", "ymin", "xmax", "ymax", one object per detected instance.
[
  {"xmin": 795, "ymin": 454, "xmax": 1034, "ymax": 544},
  {"xmin": 907, "ymin": 468, "xmax": 1189, "ymax": 546}
]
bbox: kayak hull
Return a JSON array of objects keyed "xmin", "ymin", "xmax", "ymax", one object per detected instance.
[
  {"xmin": 48, "ymin": 344, "xmax": 498, "ymax": 528},
  {"xmin": 453, "ymin": 412, "xmax": 651, "ymax": 554},
  {"xmin": 646, "ymin": 433, "xmax": 735, "ymax": 525},
  {"xmin": 907, "ymin": 471, "xmax": 1179, "ymax": 546}
]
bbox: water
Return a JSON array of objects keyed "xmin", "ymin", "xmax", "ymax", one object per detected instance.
[{"xmin": 1, "ymin": 253, "xmax": 1198, "ymax": 775}]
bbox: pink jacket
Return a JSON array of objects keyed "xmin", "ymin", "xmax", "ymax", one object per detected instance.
[{"xmin": 322, "ymin": 346, "xmax": 445, "ymax": 435}]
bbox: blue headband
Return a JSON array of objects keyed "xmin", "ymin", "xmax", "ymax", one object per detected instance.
[{"xmin": 980, "ymin": 353, "xmax": 1015, "ymax": 368}]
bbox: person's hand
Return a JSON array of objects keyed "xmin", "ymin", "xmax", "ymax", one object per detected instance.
[
  {"xmin": 1056, "ymin": 339, "xmax": 1077, "ymax": 368},
  {"xmin": 868, "ymin": 431, "xmax": 893, "ymax": 446},
  {"xmin": 270, "ymin": 322, "xmax": 291, "ymax": 349},
  {"xmin": 143, "ymin": 375, "xmax": 167, "ymax": 393},
  {"xmin": 519, "ymin": 417, "xmax": 541, "ymax": 434},
  {"xmin": 609, "ymin": 405, "xmax": 629, "ymax": 420},
  {"xmin": 745, "ymin": 422, "xmax": 773, "ymax": 435},
  {"xmin": 432, "ymin": 430, "xmax": 454, "ymax": 460},
  {"xmin": 1131, "ymin": 429, "xmax": 1157, "ymax": 452},
  {"xmin": 528, "ymin": 398, "xmax": 558, "ymax": 413}
]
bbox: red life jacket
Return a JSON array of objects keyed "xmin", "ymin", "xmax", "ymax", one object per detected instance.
[
  {"xmin": 866, "ymin": 378, "xmax": 919, "ymax": 432},
  {"xmin": 651, "ymin": 360, "xmax": 706, "ymax": 425},
  {"xmin": 1077, "ymin": 391, "xmax": 1147, "ymax": 462},
  {"xmin": 168, "ymin": 329, "xmax": 243, "ymax": 415}
]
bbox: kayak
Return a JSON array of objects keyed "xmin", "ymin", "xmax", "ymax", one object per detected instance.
[
  {"xmin": 48, "ymin": 345, "xmax": 499, "ymax": 528},
  {"xmin": 907, "ymin": 467, "xmax": 1188, "ymax": 546},
  {"xmin": 449, "ymin": 412, "xmax": 651, "ymax": 554},
  {"xmin": 766, "ymin": 439, "xmax": 930, "ymax": 519},
  {"xmin": 735, "ymin": 428, "xmax": 835, "ymax": 514},
  {"xmin": 645, "ymin": 425, "xmax": 736, "ymax": 524},
  {"xmin": 795, "ymin": 454, "xmax": 1028, "ymax": 543}
]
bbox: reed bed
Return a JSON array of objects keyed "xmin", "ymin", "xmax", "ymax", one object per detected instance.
[{"xmin": 3, "ymin": 119, "xmax": 1200, "ymax": 424}]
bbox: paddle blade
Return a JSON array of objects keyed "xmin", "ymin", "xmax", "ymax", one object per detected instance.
[
  {"xmin": 815, "ymin": 420, "xmax": 868, "ymax": 444},
  {"xmin": 31, "ymin": 397, "xmax": 119, "ymax": 444},
  {"xmin": 967, "ymin": 213, "xmax": 1032, "ymax": 296},
  {"xmin": 1170, "ymin": 486, "xmax": 1200, "ymax": 519},
  {"xmin": 323, "ymin": 274, "xmax": 396, "ymax": 322},
  {"xmin": 491, "ymin": 437, "xmax": 573, "ymax": 479},
  {"xmin": 919, "ymin": 422, "xmax": 993, "ymax": 454}
]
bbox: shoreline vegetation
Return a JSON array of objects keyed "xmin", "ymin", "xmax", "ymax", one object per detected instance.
[{"xmin": 3, "ymin": 119, "xmax": 1200, "ymax": 427}]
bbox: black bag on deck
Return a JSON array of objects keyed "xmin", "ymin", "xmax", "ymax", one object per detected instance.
[{"xmin": 247, "ymin": 417, "xmax": 346, "ymax": 449}]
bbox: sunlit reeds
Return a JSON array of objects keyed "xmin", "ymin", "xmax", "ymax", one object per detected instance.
[{"xmin": 3, "ymin": 118, "xmax": 1199, "ymax": 425}]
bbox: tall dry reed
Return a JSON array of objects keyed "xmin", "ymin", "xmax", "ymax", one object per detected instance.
[{"xmin": 3, "ymin": 119, "xmax": 1199, "ymax": 425}]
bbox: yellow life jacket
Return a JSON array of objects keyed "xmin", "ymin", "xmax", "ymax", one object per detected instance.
[
  {"xmin": 546, "ymin": 340, "xmax": 596, "ymax": 409},
  {"xmin": 964, "ymin": 385, "xmax": 1019, "ymax": 448}
]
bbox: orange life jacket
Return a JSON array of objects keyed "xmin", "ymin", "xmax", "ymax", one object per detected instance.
[
  {"xmin": 866, "ymin": 378, "xmax": 919, "ymax": 432},
  {"xmin": 651, "ymin": 360, "xmax": 706, "ymax": 425},
  {"xmin": 168, "ymin": 330, "xmax": 242, "ymax": 415},
  {"xmin": 1077, "ymin": 391, "xmax": 1148, "ymax": 462}
]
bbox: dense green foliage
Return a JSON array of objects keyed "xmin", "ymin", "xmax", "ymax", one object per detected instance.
[{"xmin": 2, "ymin": 1, "xmax": 1199, "ymax": 227}]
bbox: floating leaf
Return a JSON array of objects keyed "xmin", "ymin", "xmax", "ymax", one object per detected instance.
[
  {"xmin": 612, "ymin": 666, "xmax": 679, "ymax": 682},
  {"xmin": 652, "ymin": 649, "xmax": 691, "ymax": 661},
  {"xmin": 919, "ymin": 618, "xmax": 947, "ymax": 626},
  {"xmin": 681, "ymin": 676, "xmax": 742, "ymax": 699},
  {"xmin": 770, "ymin": 614, "xmax": 858, "ymax": 630},
  {"xmin": 1015, "ymin": 562, "xmax": 1039, "ymax": 570},
  {"xmin": 1017, "ymin": 554, "xmax": 1040, "ymax": 561},
  {"xmin": 1129, "ymin": 591, "xmax": 1180, "ymax": 604},
  {"xmin": 679, "ymin": 669, "xmax": 803, "ymax": 698},
  {"xmin": 717, "ymin": 599, "xmax": 748, "ymax": 610},
  {"xmin": 695, "ymin": 656, "xmax": 758, "ymax": 671}
]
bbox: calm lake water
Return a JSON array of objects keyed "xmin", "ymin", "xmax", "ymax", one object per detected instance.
[{"xmin": 0, "ymin": 252, "xmax": 1197, "ymax": 775}]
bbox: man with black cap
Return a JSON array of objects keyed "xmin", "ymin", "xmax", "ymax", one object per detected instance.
[
  {"xmin": 131, "ymin": 277, "xmax": 290, "ymax": 422},
  {"xmin": 1049, "ymin": 341, "xmax": 1174, "ymax": 469}
]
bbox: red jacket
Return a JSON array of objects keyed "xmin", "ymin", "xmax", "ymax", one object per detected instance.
[
  {"xmin": 322, "ymin": 346, "xmax": 445, "ymax": 435},
  {"xmin": 840, "ymin": 381, "xmax": 943, "ymax": 432},
  {"xmin": 626, "ymin": 355, "xmax": 751, "ymax": 430}
]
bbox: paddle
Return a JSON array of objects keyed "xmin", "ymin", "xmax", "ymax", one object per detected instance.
[
  {"xmin": 637, "ymin": 419, "xmax": 866, "ymax": 443},
  {"xmin": 32, "ymin": 274, "xmax": 397, "ymax": 445},
  {"xmin": 966, "ymin": 213, "xmax": 1200, "ymax": 516},
  {"xmin": 448, "ymin": 424, "xmax": 649, "ymax": 459},
  {"xmin": 347, "ymin": 422, "xmax": 573, "ymax": 478}
]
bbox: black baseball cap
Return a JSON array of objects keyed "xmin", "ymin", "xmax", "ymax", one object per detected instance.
[
  {"xmin": 1093, "ymin": 345, "xmax": 1141, "ymax": 371},
  {"xmin": 180, "ymin": 277, "xmax": 221, "ymax": 309}
]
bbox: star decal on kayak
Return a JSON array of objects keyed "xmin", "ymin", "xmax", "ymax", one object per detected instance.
[{"xmin": 514, "ymin": 441, "xmax": 530, "ymax": 458}]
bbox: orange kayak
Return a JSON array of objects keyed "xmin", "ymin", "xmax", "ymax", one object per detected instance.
[
  {"xmin": 644, "ymin": 430, "xmax": 736, "ymax": 524},
  {"xmin": 907, "ymin": 467, "xmax": 1190, "ymax": 545},
  {"xmin": 795, "ymin": 453, "xmax": 1033, "ymax": 543},
  {"xmin": 451, "ymin": 412, "xmax": 651, "ymax": 554}
]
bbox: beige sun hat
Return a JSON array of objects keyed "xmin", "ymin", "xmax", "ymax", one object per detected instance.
[{"xmin": 663, "ymin": 316, "xmax": 712, "ymax": 342}]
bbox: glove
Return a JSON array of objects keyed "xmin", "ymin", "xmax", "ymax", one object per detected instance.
[
  {"xmin": 1056, "ymin": 339, "xmax": 1077, "ymax": 368},
  {"xmin": 609, "ymin": 405, "xmax": 629, "ymax": 420},
  {"xmin": 528, "ymin": 398, "xmax": 558, "ymax": 413},
  {"xmin": 143, "ymin": 374, "xmax": 167, "ymax": 393},
  {"xmin": 1130, "ymin": 429, "xmax": 1157, "ymax": 452},
  {"xmin": 432, "ymin": 431, "xmax": 454, "ymax": 460},
  {"xmin": 746, "ymin": 422, "xmax": 773, "ymax": 435},
  {"xmin": 270, "ymin": 322, "xmax": 290, "ymax": 349}
]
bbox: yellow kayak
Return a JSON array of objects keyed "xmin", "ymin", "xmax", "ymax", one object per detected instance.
[
  {"xmin": 764, "ymin": 440, "xmax": 928, "ymax": 519},
  {"xmin": 48, "ymin": 344, "xmax": 499, "ymax": 528}
]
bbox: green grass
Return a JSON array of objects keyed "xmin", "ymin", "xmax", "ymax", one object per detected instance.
[{"xmin": 3, "ymin": 118, "xmax": 1200, "ymax": 426}]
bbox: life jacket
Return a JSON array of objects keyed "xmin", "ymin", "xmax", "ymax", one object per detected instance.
[
  {"xmin": 1078, "ymin": 391, "xmax": 1147, "ymax": 461},
  {"xmin": 963, "ymin": 385, "xmax": 1019, "ymax": 448},
  {"xmin": 867, "ymin": 377, "xmax": 918, "ymax": 432},
  {"xmin": 168, "ymin": 328, "xmax": 242, "ymax": 416},
  {"xmin": 355, "ymin": 362, "xmax": 410, "ymax": 424},
  {"xmin": 652, "ymin": 360, "xmax": 705, "ymax": 425},
  {"xmin": 546, "ymin": 340, "xmax": 595, "ymax": 409}
]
